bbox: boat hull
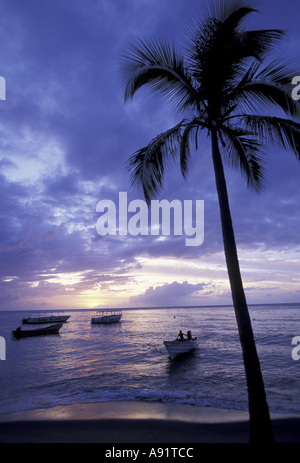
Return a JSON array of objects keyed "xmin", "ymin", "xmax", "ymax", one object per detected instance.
[
  {"xmin": 164, "ymin": 339, "xmax": 197, "ymax": 359},
  {"xmin": 12, "ymin": 323, "xmax": 63, "ymax": 339}
]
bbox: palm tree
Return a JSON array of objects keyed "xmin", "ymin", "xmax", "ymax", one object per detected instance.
[{"xmin": 120, "ymin": 0, "xmax": 300, "ymax": 443}]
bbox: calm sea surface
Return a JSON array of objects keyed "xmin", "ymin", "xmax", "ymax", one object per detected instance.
[{"xmin": 0, "ymin": 304, "xmax": 300, "ymax": 416}]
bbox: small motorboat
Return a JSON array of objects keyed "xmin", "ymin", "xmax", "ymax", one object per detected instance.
[
  {"xmin": 12, "ymin": 323, "xmax": 63, "ymax": 339},
  {"xmin": 22, "ymin": 312, "xmax": 70, "ymax": 324},
  {"xmin": 91, "ymin": 310, "xmax": 122, "ymax": 324},
  {"xmin": 164, "ymin": 331, "xmax": 198, "ymax": 359}
]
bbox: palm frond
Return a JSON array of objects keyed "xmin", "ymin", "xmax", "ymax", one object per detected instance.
[
  {"xmin": 236, "ymin": 29, "xmax": 285, "ymax": 61},
  {"xmin": 186, "ymin": 2, "xmax": 284, "ymax": 95},
  {"xmin": 180, "ymin": 118, "xmax": 203, "ymax": 178},
  {"xmin": 254, "ymin": 59, "xmax": 298, "ymax": 89},
  {"xmin": 203, "ymin": 0, "xmax": 255, "ymax": 23},
  {"xmin": 234, "ymin": 81, "xmax": 300, "ymax": 118},
  {"xmin": 187, "ymin": 1, "xmax": 255, "ymax": 49},
  {"xmin": 120, "ymin": 37, "xmax": 198, "ymax": 111},
  {"xmin": 243, "ymin": 115, "xmax": 300, "ymax": 158},
  {"xmin": 226, "ymin": 59, "xmax": 300, "ymax": 118},
  {"xmin": 219, "ymin": 126, "xmax": 265, "ymax": 190},
  {"xmin": 126, "ymin": 122, "xmax": 184, "ymax": 205}
]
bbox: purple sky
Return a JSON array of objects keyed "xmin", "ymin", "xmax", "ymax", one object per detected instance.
[{"xmin": 0, "ymin": 0, "xmax": 300, "ymax": 311}]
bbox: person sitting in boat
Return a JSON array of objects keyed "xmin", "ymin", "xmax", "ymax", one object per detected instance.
[{"xmin": 177, "ymin": 330, "xmax": 186, "ymax": 341}]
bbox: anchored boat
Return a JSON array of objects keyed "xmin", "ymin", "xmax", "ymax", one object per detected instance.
[
  {"xmin": 91, "ymin": 310, "xmax": 122, "ymax": 324},
  {"xmin": 22, "ymin": 312, "xmax": 70, "ymax": 324},
  {"xmin": 164, "ymin": 331, "xmax": 198, "ymax": 359},
  {"xmin": 12, "ymin": 323, "xmax": 63, "ymax": 339}
]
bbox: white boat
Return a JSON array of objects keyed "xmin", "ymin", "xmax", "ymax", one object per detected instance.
[
  {"xmin": 22, "ymin": 312, "xmax": 70, "ymax": 324},
  {"xmin": 164, "ymin": 331, "xmax": 198, "ymax": 359},
  {"xmin": 91, "ymin": 310, "xmax": 122, "ymax": 324}
]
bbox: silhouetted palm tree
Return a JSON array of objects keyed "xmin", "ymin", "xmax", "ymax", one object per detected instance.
[{"xmin": 121, "ymin": 0, "xmax": 300, "ymax": 443}]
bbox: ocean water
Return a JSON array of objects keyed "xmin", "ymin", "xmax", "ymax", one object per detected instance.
[{"xmin": 0, "ymin": 304, "xmax": 299, "ymax": 416}]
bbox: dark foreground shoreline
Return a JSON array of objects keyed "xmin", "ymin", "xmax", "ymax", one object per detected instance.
[{"xmin": 0, "ymin": 401, "xmax": 299, "ymax": 443}]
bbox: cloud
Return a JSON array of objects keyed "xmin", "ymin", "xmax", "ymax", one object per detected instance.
[
  {"xmin": 0, "ymin": 0, "xmax": 300, "ymax": 309},
  {"xmin": 129, "ymin": 281, "xmax": 207, "ymax": 307}
]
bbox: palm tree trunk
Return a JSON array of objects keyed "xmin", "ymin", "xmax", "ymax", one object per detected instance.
[{"xmin": 210, "ymin": 129, "xmax": 274, "ymax": 443}]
